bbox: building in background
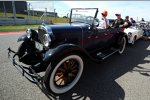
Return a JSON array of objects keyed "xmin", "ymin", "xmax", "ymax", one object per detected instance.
[
  {"xmin": 0, "ymin": 1, "xmax": 27, "ymax": 14},
  {"xmin": 29, "ymin": 10, "xmax": 57, "ymax": 17},
  {"xmin": 0, "ymin": 1, "xmax": 57, "ymax": 17}
]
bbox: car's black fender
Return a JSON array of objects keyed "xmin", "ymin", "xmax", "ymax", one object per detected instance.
[
  {"xmin": 117, "ymin": 32, "xmax": 128, "ymax": 45},
  {"xmin": 43, "ymin": 42, "xmax": 110, "ymax": 67},
  {"xmin": 43, "ymin": 44, "xmax": 89, "ymax": 64},
  {"xmin": 33, "ymin": 43, "xmax": 100, "ymax": 73}
]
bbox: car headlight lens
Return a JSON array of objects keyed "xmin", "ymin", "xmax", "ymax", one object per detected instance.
[
  {"xmin": 128, "ymin": 32, "xmax": 132, "ymax": 37},
  {"xmin": 26, "ymin": 29, "xmax": 32, "ymax": 38},
  {"xmin": 43, "ymin": 34, "xmax": 51, "ymax": 47}
]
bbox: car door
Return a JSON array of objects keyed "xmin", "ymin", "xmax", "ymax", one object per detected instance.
[
  {"xmin": 82, "ymin": 28, "xmax": 105, "ymax": 52},
  {"xmin": 94, "ymin": 28, "xmax": 114, "ymax": 48},
  {"xmin": 82, "ymin": 28, "xmax": 113, "ymax": 52}
]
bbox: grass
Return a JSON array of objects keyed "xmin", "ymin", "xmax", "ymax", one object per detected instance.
[
  {"xmin": 0, "ymin": 12, "xmax": 69, "ymax": 23},
  {"xmin": 0, "ymin": 24, "xmax": 40, "ymax": 32},
  {"xmin": 0, "ymin": 12, "xmax": 69, "ymax": 32}
]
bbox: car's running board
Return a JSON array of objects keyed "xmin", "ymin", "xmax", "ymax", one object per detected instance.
[{"xmin": 96, "ymin": 48, "xmax": 118, "ymax": 60}]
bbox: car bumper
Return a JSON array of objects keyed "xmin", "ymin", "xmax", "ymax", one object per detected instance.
[
  {"xmin": 128, "ymin": 38, "xmax": 133, "ymax": 43},
  {"xmin": 7, "ymin": 47, "xmax": 42, "ymax": 84}
]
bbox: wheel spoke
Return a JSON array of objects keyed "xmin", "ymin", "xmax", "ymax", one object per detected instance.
[
  {"xmin": 64, "ymin": 62, "xmax": 68, "ymax": 70},
  {"xmin": 72, "ymin": 69, "xmax": 78, "ymax": 73},
  {"xmin": 70, "ymin": 60, "xmax": 75, "ymax": 67},
  {"xmin": 71, "ymin": 64, "xmax": 77, "ymax": 70},
  {"xmin": 59, "ymin": 79, "xmax": 64, "ymax": 86},
  {"xmin": 58, "ymin": 67, "xmax": 66, "ymax": 72},
  {"xmin": 55, "ymin": 74, "xmax": 63, "ymax": 82},
  {"xmin": 63, "ymin": 77, "xmax": 67, "ymax": 85},
  {"xmin": 56, "ymin": 72, "xmax": 63, "ymax": 76},
  {"xmin": 68, "ymin": 61, "xmax": 71, "ymax": 68}
]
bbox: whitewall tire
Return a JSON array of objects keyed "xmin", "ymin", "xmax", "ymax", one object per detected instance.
[
  {"xmin": 44, "ymin": 54, "xmax": 84, "ymax": 94},
  {"xmin": 118, "ymin": 37, "xmax": 126, "ymax": 54}
]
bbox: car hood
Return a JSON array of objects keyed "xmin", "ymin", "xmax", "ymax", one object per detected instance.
[
  {"xmin": 47, "ymin": 23, "xmax": 90, "ymax": 45},
  {"xmin": 49, "ymin": 23, "xmax": 89, "ymax": 33}
]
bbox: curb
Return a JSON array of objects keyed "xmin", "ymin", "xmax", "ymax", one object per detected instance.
[{"xmin": 0, "ymin": 31, "xmax": 25, "ymax": 35}]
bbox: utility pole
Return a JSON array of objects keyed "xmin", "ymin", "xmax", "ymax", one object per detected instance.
[
  {"xmin": 67, "ymin": 13, "xmax": 69, "ymax": 22},
  {"xmin": 27, "ymin": 3, "xmax": 30, "ymax": 19},
  {"xmin": 54, "ymin": 9, "xmax": 56, "ymax": 23},
  {"xmin": 30, "ymin": 4, "xmax": 34, "ymax": 17},
  {"xmin": 12, "ymin": 1, "xmax": 16, "ymax": 19},
  {"xmin": 45, "ymin": 8, "xmax": 47, "ymax": 21},
  {"xmin": 32, "ymin": 8, "xmax": 34, "ymax": 17},
  {"xmin": 3, "ymin": 1, "xmax": 7, "ymax": 18},
  {"xmin": 12, "ymin": 1, "xmax": 16, "ymax": 25}
]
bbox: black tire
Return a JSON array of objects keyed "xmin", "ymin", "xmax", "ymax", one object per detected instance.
[
  {"xmin": 117, "ymin": 37, "xmax": 126, "ymax": 54},
  {"xmin": 17, "ymin": 42, "xmax": 26, "ymax": 58},
  {"xmin": 17, "ymin": 41, "xmax": 41, "ymax": 65},
  {"xmin": 44, "ymin": 54, "xmax": 84, "ymax": 95}
]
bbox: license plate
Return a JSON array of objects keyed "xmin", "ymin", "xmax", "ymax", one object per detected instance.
[{"xmin": 35, "ymin": 41, "xmax": 43, "ymax": 51}]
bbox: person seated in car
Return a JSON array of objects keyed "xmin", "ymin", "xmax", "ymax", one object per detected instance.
[
  {"xmin": 97, "ymin": 10, "xmax": 110, "ymax": 29},
  {"xmin": 120, "ymin": 16, "xmax": 132, "ymax": 28},
  {"xmin": 130, "ymin": 17, "xmax": 136, "ymax": 26},
  {"xmin": 111, "ymin": 13, "xmax": 124, "ymax": 28}
]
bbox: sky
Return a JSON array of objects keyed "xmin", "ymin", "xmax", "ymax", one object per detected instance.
[{"xmin": 27, "ymin": 1, "xmax": 150, "ymax": 21}]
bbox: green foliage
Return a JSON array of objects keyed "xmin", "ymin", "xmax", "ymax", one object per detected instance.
[
  {"xmin": 0, "ymin": 25, "xmax": 39, "ymax": 32},
  {"xmin": 0, "ymin": 12, "xmax": 69, "ymax": 23}
]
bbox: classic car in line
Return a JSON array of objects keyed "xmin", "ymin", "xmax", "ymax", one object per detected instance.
[
  {"xmin": 124, "ymin": 25, "xmax": 144, "ymax": 45},
  {"xmin": 8, "ymin": 8, "xmax": 127, "ymax": 94}
]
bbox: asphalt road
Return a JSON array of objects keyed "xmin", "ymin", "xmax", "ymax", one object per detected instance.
[{"xmin": 0, "ymin": 34, "xmax": 150, "ymax": 100}]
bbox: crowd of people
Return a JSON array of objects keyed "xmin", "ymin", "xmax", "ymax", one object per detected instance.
[{"xmin": 97, "ymin": 10, "xmax": 136, "ymax": 29}]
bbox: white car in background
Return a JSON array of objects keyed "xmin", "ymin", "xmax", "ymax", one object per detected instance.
[{"xmin": 124, "ymin": 25, "xmax": 144, "ymax": 45}]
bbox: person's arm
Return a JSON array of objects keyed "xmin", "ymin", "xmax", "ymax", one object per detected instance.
[
  {"xmin": 119, "ymin": 22, "xmax": 128, "ymax": 28},
  {"xmin": 103, "ymin": 18, "xmax": 109, "ymax": 29}
]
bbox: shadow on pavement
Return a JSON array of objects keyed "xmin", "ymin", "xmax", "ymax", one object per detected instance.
[{"xmin": 58, "ymin": 40, "xmax": 150, "ymax": 100}]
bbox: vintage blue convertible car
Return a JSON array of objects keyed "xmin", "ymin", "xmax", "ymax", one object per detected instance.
[{"xmin": 8, "ymin": 8, "xmax": 127, "ymax": 94}]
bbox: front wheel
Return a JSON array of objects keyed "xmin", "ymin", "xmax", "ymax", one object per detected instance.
[
  {"xmin": 118, "ymin": 37, "xmax": 126, "ymax": 54},
  {"xmin": 44, "ymin": 54, "xmax": 84, "ymax": 94}
]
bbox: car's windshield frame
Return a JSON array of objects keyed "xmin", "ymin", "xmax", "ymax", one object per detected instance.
[{"xmin": 69, "ymin": 8, "xmax": 98, "ymax": 25}]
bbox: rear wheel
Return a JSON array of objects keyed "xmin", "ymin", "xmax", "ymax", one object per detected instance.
[
  {"xmin": 118, "ymin": 37, "xmax": 126, "ymax": 54},
  {"xmin": 44, "ymin": 54, "xmax": 84, "ymax": 94}
]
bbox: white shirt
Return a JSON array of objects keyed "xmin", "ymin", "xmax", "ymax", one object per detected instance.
[{"xmin": 97, "ymin": 18, "xmax": 110, "ymax": 29}]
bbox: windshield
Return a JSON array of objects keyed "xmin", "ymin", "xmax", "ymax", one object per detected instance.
[{"xmin": 70, "ymin": 8, "xmax": 98, "ymax": 25}]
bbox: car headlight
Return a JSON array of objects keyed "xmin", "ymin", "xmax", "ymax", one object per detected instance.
[
  {"xmin": 26, "ymin": 29, "xmax": 32, "ymax": 38},
  {"xmin": 128, "ymin": 32, "xmax": 132, "ymax": 37},
  {"xmin": 43, "ymin": 34, "xmax": 51, "ymax": 47}
]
